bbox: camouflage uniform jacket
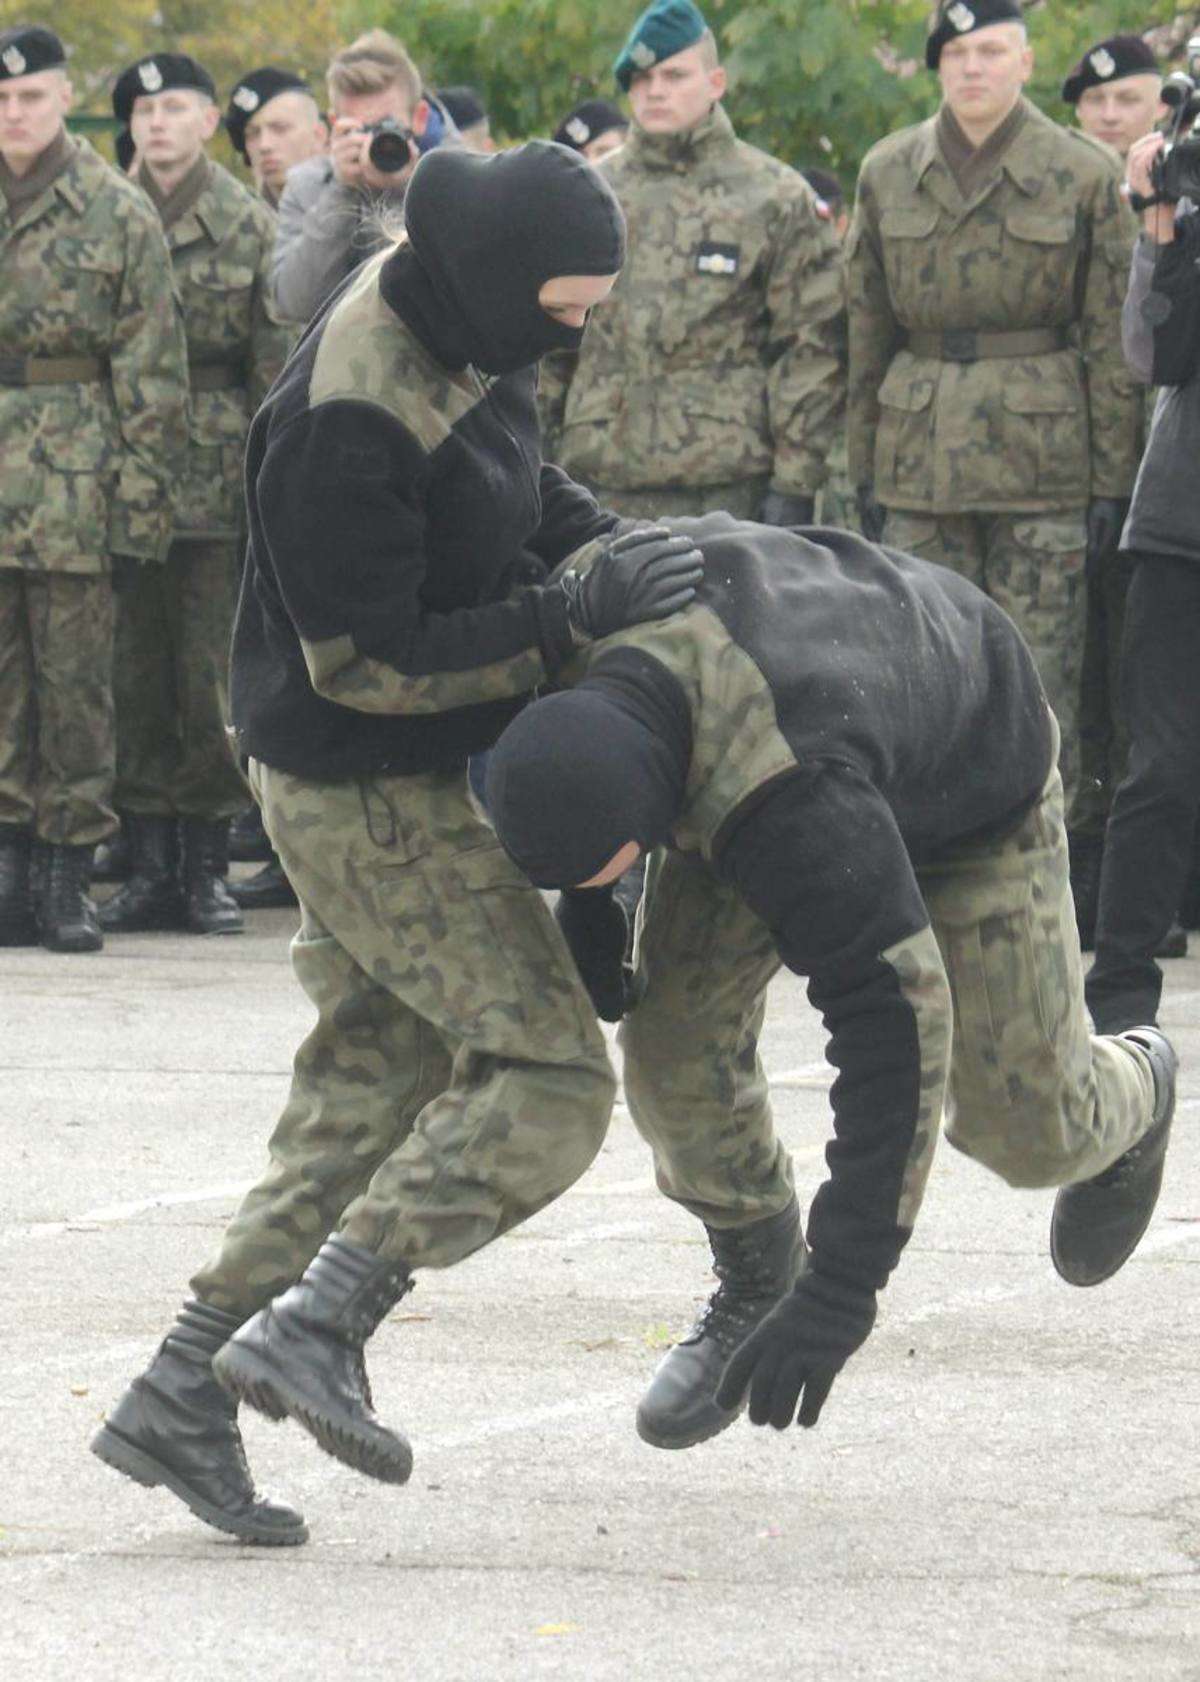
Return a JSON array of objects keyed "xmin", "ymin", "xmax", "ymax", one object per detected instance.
[
  {"xmin": 162, "ymin": 159, "xmax": 290, "ymax": 538},
  {"xmin": 230, "ymin": 246, "xmax": 620, "ymax": 781},
  {"xmin": 555, "ymin": 511, "xmax": 1052, "ymax": 1292},
  {"xmin": 540, "ymin": 106, "xmax": 845, "ymax": 497},
  {"xmin": 846, "ymin": 98, "xmax": 1141, "ymax": 514},
  {"xmin": 0, "ymin": 135, "xmax": 188, "ymax": 571}
]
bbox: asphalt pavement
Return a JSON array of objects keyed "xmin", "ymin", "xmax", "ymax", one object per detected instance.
[{"xmin": 3, "ymin": 888, "xmax": 1199, "ymax": 1681}]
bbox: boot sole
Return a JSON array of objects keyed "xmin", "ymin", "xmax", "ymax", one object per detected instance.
[
  {"xmin": 90, "ymin": 1423, "xmax": 308, "ymax": 1546},
  {"xmin": 1050, "ymin": 1156, "xmax": 1167, "ymax": 1287},
  {"xmin": 213, "ymin": 1344, "xmax": 413, "ymax": 1486},
  {"xmin": 635, "ymin": 1397, "xmax": 746, "ymax": 1452}
]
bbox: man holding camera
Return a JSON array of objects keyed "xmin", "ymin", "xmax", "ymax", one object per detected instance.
[
  {"xmin": 1086, "ymin": 110, "xmax": 1200, "ymax": 1033},
  {"xmin": 846, "ymin": 0, "xmax": 1142, "ymax": 809},
  {"xmin": 272, "ymin": 29, "xmax": 447, "ymax": 327}
]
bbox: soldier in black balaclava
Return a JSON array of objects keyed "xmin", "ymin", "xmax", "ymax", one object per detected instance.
[
  {"xmin": 486, "ymin": 512, "xmax": 1177, "ymax": 1453},
  {"xmin": 92, "ymin": 141, "xmax": 703, "ymax": 1545}
]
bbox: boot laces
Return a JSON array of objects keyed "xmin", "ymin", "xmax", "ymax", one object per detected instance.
[{"xmin": 690, "ymin": 1235, "xmax": 781, "ymax": 1351}]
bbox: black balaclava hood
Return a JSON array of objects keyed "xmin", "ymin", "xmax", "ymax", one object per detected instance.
[
  {"xmin": 486, "ymin": 655, "xmax": 691, "ymax": 888},
  {"xmin": 384, "ymin": 140, "xmax": 626, "ymax": 376}
]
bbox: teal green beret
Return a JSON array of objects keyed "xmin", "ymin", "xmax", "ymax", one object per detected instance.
[{"xmin": 614, "ymin": 0, "xmax": 709, "ymax": 92}]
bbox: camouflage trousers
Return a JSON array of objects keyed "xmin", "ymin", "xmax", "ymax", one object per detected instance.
[
  {"xmin": 620, "ymin": 713, "xmax": 1154, "ymax": 1229},
  {"xmin": 882, "ymin": 510, "xmax": 1086, "ymax": 811},
  {"xmin": 191, "ymin": 762, "xmax": 615, "ymax": 1316},
  {"xmin": 1071, "ymin": 550, "xmax": 1136, "ymax": 837},
  {"xmin": 112, "ymin": 537, "xmax": 246, "ymax": 819},
  {"xmin": 588, "ymin": 478, "xmax": 768, "ymax": 522},
  {"xmin": 0, "ymin": 568, "xmax": 116, "ymax": 845}
]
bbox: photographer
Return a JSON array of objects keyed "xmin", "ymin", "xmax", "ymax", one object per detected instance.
[
  {"xmin": 1085, "ymin": 121, "xmax": 1200, "ymax": 1032},
  {"xmin": 271, "ymin": 30, "xmax": 454, "ymax": 326}
]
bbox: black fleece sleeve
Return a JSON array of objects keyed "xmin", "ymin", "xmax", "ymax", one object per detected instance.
[
  {"xmin": 717, "ymin": 766, "xmax": 951, "ymax": 1291},
  {"xmin": 1148, "ymin": 212, "xmax": 1200, "ymax": 388},
  {"xmin": 528, "ymin": 463, "xmax": 620, "ymax": 568},
  {"xmin": 255, "ymin": 400, "xmax": 578, "ymax": 716}
]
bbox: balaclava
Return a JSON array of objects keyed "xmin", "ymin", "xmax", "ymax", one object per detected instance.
[
  {"xmin": 486, "ymin": 654, "xmax": 691, "ymax": 888},
  {"xmin": 384, "ymin": 140, "xmax": 626, "ymax": 376}
]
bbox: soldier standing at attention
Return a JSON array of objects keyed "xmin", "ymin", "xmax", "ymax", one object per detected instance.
[
  {"xmin": 224, "ymin": 68, "xmax": 327, "ymax": 211},
  {"xmin": 846, "ymin": 0, "xmax": 1141, "ymax": 808},
  {"xmin": 98, "ymin": 54, "xmax": 289, "ymax": 938},
  {"xmin": 540, "ymin": 0, "xmax": 844, "ymax": 526},
  {"xmin": 0, "ymin": 25, "xmax": 187, "ymax": 953},
  {"xmin": 1060, "ymin": 37, "xmax": 1176, "ymax": 952}
]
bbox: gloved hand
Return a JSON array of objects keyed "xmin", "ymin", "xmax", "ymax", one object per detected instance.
[
  {"xmin": 759, "ymin": 490, "xmax": 815, "ymax": 528},
  {"xmin": 855, "ymin": 485, "xmax": 887, "ymax": 543},
  {"xmin": 556, "ymin": 887, "xmax": 641, "ymax": 1021},
  {"xmin": 1085, "ymin": 498, "xmax": 1129, "ymax": 578},
  {"xmin": 715, "ymin": 1264, "xmax": 877, "ymax": 1429},
  {"xmin": 560, "ymin": 526, "xmax": 703, "ymax": 642},
  {"xmin": 110, "ymin": 555, "xmax": 147, "ymax": 595}
]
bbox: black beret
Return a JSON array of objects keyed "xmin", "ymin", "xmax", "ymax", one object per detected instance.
[
  {"xmin": 0, "ymin": 25, "xmax": 65, "ymax": 81},
  {"xmin": 112, "ymin": 54, "xmax": 216, "ymax": 126},
  {"xmin": 1062, "ymin": 35, "xmax": 1159, "ymax": 105},
  {"xmin": 437, "ymin": 85, "xmax": 487, "ymax": 131},
  {"xmin": 925, "ymin": 0, "xmax": 1024, "ymax": 71},
  {"xmin": 225, "ymin": 67, "xmax": 310, "ymax": 159},
  {"xmin": 553, "ymin": 99, "xmax": 629, "ymax": 152}
]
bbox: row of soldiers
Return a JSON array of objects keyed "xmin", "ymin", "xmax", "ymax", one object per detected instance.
[{"xmin": 0, "ymin": 1, "xmax": 1178, "ymax": 955}]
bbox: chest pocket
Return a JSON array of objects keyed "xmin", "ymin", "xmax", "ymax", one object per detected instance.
[
  {"xmin": 46, "ymin": 237, "xmax": 123, "ymax": 328},
  {"xmin": 878, "ymin": 207, "xmax": 940, "ymax": 308},
  {"xmin": 182, "ymin": 264, "xmax": 256, "ymax": 347},
  {"xmin": 1001, "ymin": 207, "xmax": 1077, "ymax": 312}
]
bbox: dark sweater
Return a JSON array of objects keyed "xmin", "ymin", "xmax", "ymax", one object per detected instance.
[{"xmin": 230, "ymin": 247, "xmax": 617, "ymax": 779}]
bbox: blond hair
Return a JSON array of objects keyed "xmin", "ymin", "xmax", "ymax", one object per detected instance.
[{"xmin": 327, "ymin": 29, "xmax": 422, "ymax": 110}]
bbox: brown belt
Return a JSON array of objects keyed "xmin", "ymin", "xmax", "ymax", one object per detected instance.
[
  {"xmin": 904, "ymin": 327, "xmax": 1070, "ymax": 363},
  {"xmin": 189, "ymin": 360, "xmax": 245, "ymax": 392},
  {"xmin": 0, "ymin": 353, "xmax": 108, "ymax": 386}
]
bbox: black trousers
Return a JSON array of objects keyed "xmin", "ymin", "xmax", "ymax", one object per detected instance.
[{"xmin": 1086, "ymin": 554, "xmax": 1200, "ymax": 1031}]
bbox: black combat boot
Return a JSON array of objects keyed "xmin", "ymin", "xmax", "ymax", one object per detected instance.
[
  {"xmin": 636, "ymin": 1197, "xmax": 807, "ymax": 1450},
  {"xmin": 92, "ymin": 818, "xmax": 132, "ymax": 883},
  {"xmin": 228, "ymin": 852, "xmax": 298, "ymax": 910},
  {"xmin": 97, "ymin": 815, "xmax": 181, "ymax": 933},
  {"xmin": 38, "ymin": 842, "xmax": 103, "ymax": 952},
  {"xmin": 1068, "ymin": 832, "xmax": 1104, "ymax": 952},
  {"xmin": 1051, "ymin": 1026, "xmax": 1177, "ymax": 1287},
  {"xmin": 228, "ymin": 804, "xmax": 272, "ymax": 863},
  {"xmin": 213, "ymin": 1236, "xmax": 414, "ymax": 1484},
  {"xmin": 0, "ymin": 824, "xmax": 39, "ymax": 946},
  {"xmin": 91, "ymin": 1299, "xmax": 307, "ymax": 1546},
  {"xmin": 180, "ymin": 818, "xmax": 243, "ymax": 935}
]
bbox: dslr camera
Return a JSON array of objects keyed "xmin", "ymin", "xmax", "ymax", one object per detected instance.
[
  {"xmin": 361, "ymin": 118, "xmax": 415, "ymax": 174},
  {"xmin": 1150, "ymin": 37, "xmax": 1200, "ymax": 203}
]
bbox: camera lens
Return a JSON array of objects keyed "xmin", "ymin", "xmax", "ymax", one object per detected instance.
[{"xmin": 367, "ymin": 128, "xmax": 413, "ymax": 173}]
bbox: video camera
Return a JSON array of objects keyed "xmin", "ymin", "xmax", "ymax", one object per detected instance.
[
  {"xmin": 361, "ymin": 118, "xmax": 415, "ymax": 175},
  {"xmin": 1150, "ymin": 36, "xmax": 1200, "ymax": 203}
]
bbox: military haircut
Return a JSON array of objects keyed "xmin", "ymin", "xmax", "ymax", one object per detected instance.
[
  {"xmin": 695, "ymin": 28, "xmax": 720, "ymax": 71},
  {"xmin": 326, "ymin": 29, "xmax": 422, "ymax": 110}
]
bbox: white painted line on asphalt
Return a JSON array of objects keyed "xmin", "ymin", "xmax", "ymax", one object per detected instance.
[
  {"xmin": 7, "ymin": 1181, "xmax": 253, "ymax": 1246},
  {"xmin": 767, "ymin": 1061, "xmax": 834, "ymax": 1087},
  {"xmin": 422, "ymin": 1390, "xmax": 630, "ymax": 1452}
]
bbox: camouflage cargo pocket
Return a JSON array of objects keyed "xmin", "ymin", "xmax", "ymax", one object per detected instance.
[{"xmin": 927, "ymin": 871, "xmax": 1059, "ymax": 1126}]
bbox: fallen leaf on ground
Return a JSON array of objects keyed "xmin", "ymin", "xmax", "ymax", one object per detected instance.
[{"xmin": 535, "ymin": 1623, "xmax": 580, "ymax": 1637}]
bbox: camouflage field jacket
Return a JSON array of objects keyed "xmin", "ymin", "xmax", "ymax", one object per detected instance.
[{"xmin": 0, "ymin": 135, "xmax": 188, "ymax": 570}]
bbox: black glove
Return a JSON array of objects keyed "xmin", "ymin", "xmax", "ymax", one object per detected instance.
[
  {"xmin": 715, "ymin": 1264, "xmax": 877, "ymax": 1429},
  {"xmin": 560, "ymin": 526, "xmax": 703, "ymax": 642},
  {"xmin": 759, "ymin": 490, "xmax": 815, "ymax": 528},
  {"xmin": 556, "ymin": 887, "xmax": 641, "ymax": 1022},
  {"xmin": 109, "ymin": 555, "xmax": 147, "ymax": 596},
  {"xmin": 855, "ymin": 485, "xmax": 887, "ymax": 543},
  {"xmin": 1085, "ymin": 497, "xmax": 1129, "ymax": 578}
]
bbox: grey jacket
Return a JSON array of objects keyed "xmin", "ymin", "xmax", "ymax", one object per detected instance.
[
  {"xmin": 1120, "ymin": 217, "xmax": 1200, "ymax": 561},
  {"xmin": 270, "ymin": 155, "xmax": 406, "ymax": 327}
]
